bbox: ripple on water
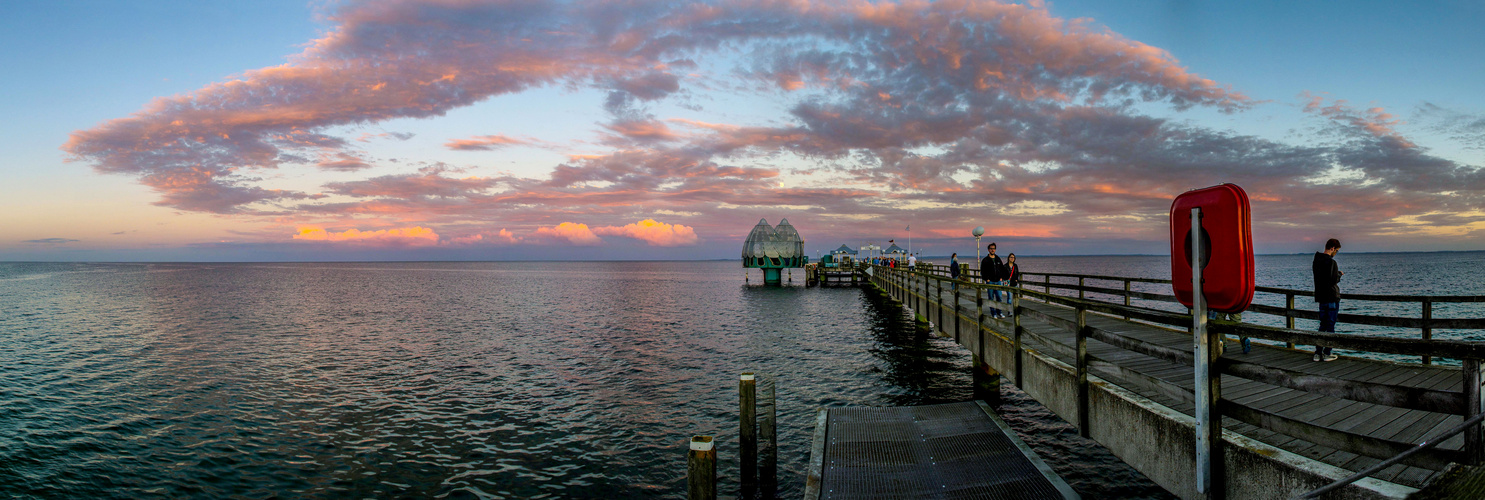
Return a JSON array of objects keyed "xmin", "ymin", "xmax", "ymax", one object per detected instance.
[{"xmin": 0, "ymin": 261, "xmax": 1179, "ymax": 498}]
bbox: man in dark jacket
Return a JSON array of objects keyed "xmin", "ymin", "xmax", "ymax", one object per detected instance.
[
  {"xmin": 981, "ymin": 243, "xmax": 1007, "ymax": 318},
  {"xmin": 1312, "ymin": 238, "xmax": 1344, "ymax": 362}
]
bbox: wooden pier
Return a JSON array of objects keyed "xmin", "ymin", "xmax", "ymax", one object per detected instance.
[
  {"xmin": 804, "ymin": 401, "xmax": 1078, "ymax": 499},
  {"xmin": 806, "ymin": 263, "xmax": 864, "ymax": 287},
  {"xmin": 869, "ymin": 264, "xmax": 1485, "ymax": 499}
]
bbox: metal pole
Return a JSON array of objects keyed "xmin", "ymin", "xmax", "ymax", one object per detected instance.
[
  {"xmin": 740, "ymin": 373, "xmax": 757, "ymax": 497},
  {"xmin": 1192, "ymin": 207, "xmax": 1222, "ymax": 498},
  {"xmin": 688, "ymin": 436, "xmax": 717, "ymax": 500}
]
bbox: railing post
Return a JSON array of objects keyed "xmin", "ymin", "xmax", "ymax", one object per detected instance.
[
  {"xmin": 688, "ymin": 436, "xmax": 717, "ymax": 500},
  {"xmin": 1422, "ymin": 298, "xmax": 1434, "ymax": 365},
  {"xmin": 1078, "ymin": 277, "xmax": 1085, "ymax": 300},
  {"xmin": 1191, "ymin": 207, "xmax": 1223, "ymax": 498},
  {"xmin": 740, "ymin": 373, "xmax": 757, "ymax": 497},
  {"xmin": 953, "ymin": 286, "xmax": 962, "ymax": 343},
  {"xmin": 1045, "ymin": 274, "xmax": 1051, "ymax": 296},
  {"xmin": 1013, "ymin": 289, "xmax": 1023, "ymax": 388},
  {"xmin": 1075, "ymin": 305, "xmax": 1089, "ymax": 438},
  {"xmin": 1466, "ymin": 359, "xmax": 1483, "ymax": 465},
  {"xmin": 1122, "ymin": 279, "xmax": 1131, "ymax": 320},
  {"xmin": 936, "ymin": 276, "xmax": 944, "ymax": 331},
  {"xmin": 1285, "ymin": 293, "xmax": 1296, "ymax": 349}
]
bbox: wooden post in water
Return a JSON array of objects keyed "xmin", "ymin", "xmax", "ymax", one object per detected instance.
[
  {"xmin": 759, "ymin": 377, "xmax": 777, "ymax": 499},
  {"xmin": 1466, "ymin": 360, "xmax": 1483, "ymax": 465},
  {"xmin": 1075, "ymin": 305, "xmax": 1089, "ymax": 438},
  {"xmin": 1191, "ymin": 207, "xmax": 1223, "ymax": 498},
  {"xmin": 688, "ymin": 436, "xmax": 716, "ymax": 500},
  {"xmin": 739, "ymin": 373, "xmax": 757, "ymax": 497},
  {"xmin": 1422, "ymin": 299, "xmax": 1434, "ymax": 365}
]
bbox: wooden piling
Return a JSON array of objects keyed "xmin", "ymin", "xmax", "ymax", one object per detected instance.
[
  {"xmin": 740, "ymin": 373, "xmax": 757, "ymax": 496},
  {"xmin": 688, "ymin": 436, "xmax": 716, "ymax": 500},
  {"xmin": 760, "ymin": 377, "xmax": 777, "ymax": 499}
]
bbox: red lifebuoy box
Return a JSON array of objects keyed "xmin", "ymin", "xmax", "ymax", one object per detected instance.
[{"xmin": 1170, "ymin": 184, "xmax": 1255, "ymax": 313}]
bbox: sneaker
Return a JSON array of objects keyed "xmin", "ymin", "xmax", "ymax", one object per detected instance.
[
  {"xmin": 1322, "ymin": 354, "xmax": 1339, "ymax": 362},
  {"xmin": 1241, "ymin": 337, "xmax": 1251, "ymax": 354},
  {"xmin": 1313, "ymin": 354, "xmax": 1322, "ymax": 362}
]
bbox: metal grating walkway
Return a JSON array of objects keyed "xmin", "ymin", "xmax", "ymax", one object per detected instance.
[{"xmin": 805, "ymin": 401, "xmax": 1078, "ymax": 499}]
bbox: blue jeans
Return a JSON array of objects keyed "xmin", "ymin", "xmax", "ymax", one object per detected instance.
[
  {"xmin": 1316, "ymin": 302, "xmax": 1339, "ymax": 356},
  {"xmin": 986, "ymin": 281, "xmax": 1008, "ymax": 315}
]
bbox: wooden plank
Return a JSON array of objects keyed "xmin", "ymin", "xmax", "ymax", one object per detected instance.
[{"xmin": 1219, "ymin": 400, "xmax": 1463, "ymax": 470}]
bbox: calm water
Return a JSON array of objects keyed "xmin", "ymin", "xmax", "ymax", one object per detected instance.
[{"xmin": 4, "ymin": 254, "xmax": 1480, "ymax": 498}]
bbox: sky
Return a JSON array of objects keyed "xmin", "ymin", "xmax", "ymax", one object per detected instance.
[{"xmin": 2, "ymin": 0, "xmax": 1483, "ymax": 261}]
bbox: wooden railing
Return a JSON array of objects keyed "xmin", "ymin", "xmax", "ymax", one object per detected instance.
[
  {"xmin": 870, "ymin": 264, "xmax": 1485, "ymax": 478},
  {"xmin": 912, "ymin": 263, "xmax": 1485, "ymax": 365}
]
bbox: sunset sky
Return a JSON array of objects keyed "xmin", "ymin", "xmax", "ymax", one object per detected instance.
[{"xmin": 3, "ymin": 0, "xmax": 1483, "ymax": 261}]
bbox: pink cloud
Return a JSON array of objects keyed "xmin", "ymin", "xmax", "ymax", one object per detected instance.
[
  {"xmin": 292, "ymin": 226, "xmax": 440, "ymax": 246},
  {"xmin": 593, "ymin": 219, "xmax": 699, "ymax": 246},
  {"xmin": 445, "ymin": 134, "xmax": 530, "ymax": 151},
  {"xmin": 532, "ymin": 222, "xmax": 602, "ymax": 245}
]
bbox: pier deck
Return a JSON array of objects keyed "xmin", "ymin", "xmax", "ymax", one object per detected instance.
[
  {"xmin": 870, "ymin": 265, "xmax": 1485, "ymax": 498},
  {"xmin": 805, "ymin": 401, "xmax": 1078, "ymax": 500}
]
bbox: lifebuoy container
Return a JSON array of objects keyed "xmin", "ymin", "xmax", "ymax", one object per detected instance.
[{"xmin": 1170, "ymin": 184, "xmax": 1255, "ymax": 313}]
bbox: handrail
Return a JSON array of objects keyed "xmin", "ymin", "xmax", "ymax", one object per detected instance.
[
  {"xmin": 871, "ymin": 263, "xmax": 1485, "ymax": 489},
  {"xmin": 907, "ymin": 262, "xmax": 1485, "ymax": 364}
]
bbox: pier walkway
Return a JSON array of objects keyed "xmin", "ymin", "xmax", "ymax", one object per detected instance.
[
  {"xmin": 867, "ymin": 264, "xmax": 1485, "ymax": 499},
  {"xmin": 804, "ymin": 401, "xmax": 1077, "ymax": 500}
]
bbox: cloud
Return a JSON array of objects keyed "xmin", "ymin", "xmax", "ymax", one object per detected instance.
[
  {"xmin": 532, "ymin": 222, "xmax": 602, "ymax": 245},
  {"xmin": 316, "ymin": 152, "xmax": 375, "ymax": 171},
  {"xmin": 22, "ymin": 238, "xmax": 79, "ymax": 244},
  {"xmin": 292, "ymin": 226, "xmax": 440, "ymax": 246},
  {"xmin": 58, "ymin": 0, "xmax": 1485, "ymax": 252},
  {"xmin": 593, "ymin": 219, "xmax": 699, "ymax": 246},
  {"xmin": 445, "ymin": 134, "xmax": 530, "ymax": 151}
]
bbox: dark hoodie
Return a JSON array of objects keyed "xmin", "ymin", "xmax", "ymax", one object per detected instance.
[{"xmin": 1312, "ymin": 252, "xmax": 1342, "ymax": 303}]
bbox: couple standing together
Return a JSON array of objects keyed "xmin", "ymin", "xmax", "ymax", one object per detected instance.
[{"xmin": 949, "ymin": 243, "xmax": 1018, "ymax": 319}]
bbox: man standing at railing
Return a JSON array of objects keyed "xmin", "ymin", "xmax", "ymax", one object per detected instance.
[
  {"xmin": 981, "ymin": 243, "xmax": 1008, "ymax": 318},
  {"xmin": 1313, "ymin": 238, "xmax": 1345, "ymax": 362}
]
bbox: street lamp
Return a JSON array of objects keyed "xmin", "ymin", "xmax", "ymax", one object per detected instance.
[{"xmin": 973, "ymin": 226, "xmax": 985, "ymax": 263}]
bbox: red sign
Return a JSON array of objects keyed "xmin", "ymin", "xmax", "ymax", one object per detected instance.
[{"xmin": 1170, "ymin": 184, "xmax": 1255, "ymax": 313}]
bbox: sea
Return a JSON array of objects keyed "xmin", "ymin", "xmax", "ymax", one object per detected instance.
[{"xmin": 2, "ymin": 252, "xmax": 1482, "ymax": 499}]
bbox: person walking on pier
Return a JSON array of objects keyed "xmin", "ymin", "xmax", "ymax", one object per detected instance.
[
  {"xmin": 908, "ymin": 253, "xmax": 917, "ymax": 269},
  {"xmin": 949, "ymin": 253, "xmax": 960, "ymax": 290},
  {"xmin": 981, "ymin": 243, "xmax": 1008, "ymax": 318},
  {"xmin": 1313, "ymin": 238, "xmax": 1344, "ymax": 362}
]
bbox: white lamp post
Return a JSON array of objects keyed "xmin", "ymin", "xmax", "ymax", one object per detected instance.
[{"xmin": 973, "ymin": 226, "xmax": 985, "ymax": 263}]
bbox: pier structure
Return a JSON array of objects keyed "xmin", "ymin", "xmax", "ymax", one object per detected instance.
[
  {"xmin": 867, "ymin": 263, "xmax": 1485, "ymax": 499},
  {"xmin": 742, "ymin": 218, "xmax": 806, "ymax": 285}
]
